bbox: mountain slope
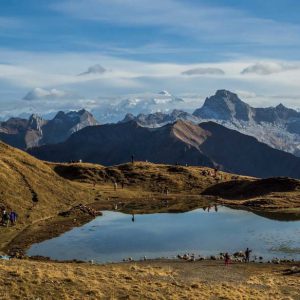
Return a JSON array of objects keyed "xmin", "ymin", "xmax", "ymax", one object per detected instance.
[
  {"xmin": 29, "ymin": 120, "xmax": 300, "ymax": 178},
  {"xmin": 30, "ymin": 121, "xmax": 214, "ymax": 167},
  {"xmin": 0, "ymin": 142, "xmax": 89, "ymax": 223},
  {"xmin": 0, "ymin": 109, "xmax": 98, "ymax": 150}
]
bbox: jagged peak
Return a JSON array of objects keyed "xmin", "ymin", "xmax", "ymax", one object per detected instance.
[
  {"xmin": 53, "ymin": 111, "xmax": 66, "ymax": 119},
  {"xmin": 29, "ymin": 113, "xmax": 43, "ymax": 120},
  {"xmin": 215, "ymin": 89, "xmax": 238, "ymax": 98},
  {"xmin": 121, "ymin": 113, "xmax": 136, "ymax": 123},
  {"xmin": 276, "ymin": 103, "xmax": 287, "ymax": 110}
]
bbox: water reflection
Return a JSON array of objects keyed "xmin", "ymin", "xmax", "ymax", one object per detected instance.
[{"xmin": 28, "ymin": 206, "xmax": 300, "ymax": 263}]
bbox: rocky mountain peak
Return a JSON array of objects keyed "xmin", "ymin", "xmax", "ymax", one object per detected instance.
[
  {"xmin": 28, "ymin": 114, "xmax": 46, "ymax": 132},
  {"xmin": 193, "ymin": 89, "xmax": 251, "ymax": 121}
]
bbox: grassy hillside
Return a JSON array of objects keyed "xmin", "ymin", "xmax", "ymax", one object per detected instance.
[
  {"xmin": 50, "ymin": 161, "xmax": 238, "ymax": 194},
  {"xmin": 0, "ymin": 142, "xmax": 92, "ymax": 252},
  {"xmin": 0, "ymin": 142, "xmax": 91, "ymax": 220},
  {"xmin": 203, "ymin": 177, "xmax": 300, "ymax": 209}
]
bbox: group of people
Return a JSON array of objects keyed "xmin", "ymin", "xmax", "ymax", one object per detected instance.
[
  {"xmin": 113, "ymin": 180, "xmax": 125, "ymax": 190},
  {"xmin": 224, "ymin": 248, "xmax": 252, "ymax": 266},
  {"xmin": 1, "ymin": 208, "xmax": 18, "ymax": 227}
]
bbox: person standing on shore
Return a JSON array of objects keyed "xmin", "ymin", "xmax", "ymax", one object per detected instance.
[
  {"xmin": 245, "ymin": 248, "xmax": 252, "ymax": 263},
  {"xmin": 224, "ymin": 252, "xmax": 230, "ymax": 266}
]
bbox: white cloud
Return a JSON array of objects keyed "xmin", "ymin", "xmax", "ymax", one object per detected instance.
[
  {"xmin": 78, "ymin": 64, "xmax": 107, "ymax": 76},
  {"xmin": 23, "ymin": 87, "xmax": 75, "ymax": 101},
  {"xmin": 182, "ymin": 67, "xmax": 225, "ymax": 76},
  {"xmin": 234, "ymin": 90, "xmax": 257, "ymax": 99},
  {"xmin": 241, "ymin": 62, "xmax": 300, "ymax": 75},
  {"xmin": 1, "ymin": 48, "xmax": 300, "ymax": 118}
]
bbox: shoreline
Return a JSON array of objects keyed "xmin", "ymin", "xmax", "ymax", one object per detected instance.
[{"xmin": 2, "ymin": 200, "xmax": 299, "ymax": 262}]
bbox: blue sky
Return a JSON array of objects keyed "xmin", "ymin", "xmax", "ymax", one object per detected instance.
[
  {"xmin": 0, "ymin": 0, "xmax": 300, "ymax": 119},
  {"xmin": 2, "ymin": 0, "xmax": 300, "ymax": 61}
]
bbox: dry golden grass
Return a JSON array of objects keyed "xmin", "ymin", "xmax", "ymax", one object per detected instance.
[
  {"xmin": 0, "ymin": 142, "xmax": 93, "ymax": 252},
  {"xmin": 0, "ymin": 259, "xmax": 299, "ymax": 300},
  {"xmin": 49, "ymin": 161, "xmax": 241, "ymax": 194},
  {"xmin": 204, "ymin": 177, "xmax": 300, "ymax": 210}
]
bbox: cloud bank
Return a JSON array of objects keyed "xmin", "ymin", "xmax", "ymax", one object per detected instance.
[
  {"xmin": 241, "ymin": 62, "xmax": 299, "ymax": 75},
  {"xmin": 182, "ymin": 67, "xmax": 225, "ymax": 76}
]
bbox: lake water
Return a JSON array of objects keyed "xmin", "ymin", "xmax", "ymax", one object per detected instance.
[{"xmin": 28, "ymin": 207, "xmax": 300, "ymax": 262}]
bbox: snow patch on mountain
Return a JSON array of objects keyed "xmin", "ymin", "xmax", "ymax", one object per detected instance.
[{"xmin": 92, "ymin": 91, "xmax": 188, "ymax": 123}]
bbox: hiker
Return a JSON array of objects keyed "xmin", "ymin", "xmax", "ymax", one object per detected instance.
[
  {"xmin": 0, "ymin": 208, "xmax": 5, "ymax": 225},
  {"xmin": 245, "ymin": 248, "xmax": 252, "ymax": 263},
  {"xmin": 214, "ymin": 166, "xmax": 219, "ymax": 177},
  {"xmin": 131, "ymin": 214, "xmax": 135, "ymax": 222},
  {"xmin": 114, "ymin": 181, "xmax": 118, "ymax": 191},
  {"xmin": 2, "ymin": 210, "xmax": 9, "ymax": 227},
  {"xmin": 131, "ymin": 154, "xmax": 135, "ymax": 164},
  {"xmin": 224, "ymin": 252, "xmax": 230, "ymax": 266},
  {"xmin": 9, "ymin": 211, "xmax": 17, "ymax": 225},
  {"xmin": 164, "ymin": 187, "xmax": 169, "ymax": 195}
]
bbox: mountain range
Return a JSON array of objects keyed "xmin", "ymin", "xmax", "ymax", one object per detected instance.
[
  {"xmin": 0, "ymin": 109, "xmax": 98, "ymax": 149},
  {"xmin": 29, "ymin": 119, "xmax": 300, "ymax": 179},
  {"xmin": 123, "ymin": 90, "xmax": 300, "ymax": 156}
]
